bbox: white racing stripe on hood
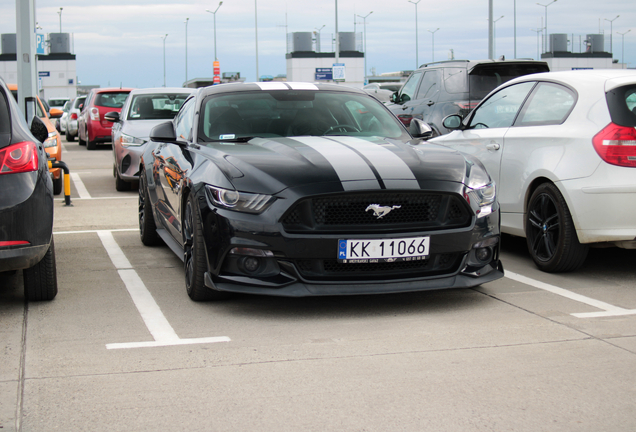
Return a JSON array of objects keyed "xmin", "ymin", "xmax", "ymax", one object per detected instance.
[
  {"xmin": 328, "ymin": 136, "xmax": 420, "ymax": 188},
  {"xmin": 292, "ymin": 136, "xmax": 380, "ymax": 190}
]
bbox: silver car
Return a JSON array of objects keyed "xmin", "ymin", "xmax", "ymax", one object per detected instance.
[
  {"xmin": 105, "ymin": 88, "xmax": 194, "ymax": 191},
  {"xmin": 428, "ymin": 69, "xmax": 636, "ymax": 273},
  {"xmin": 63, "ymin": 96, "xmax": 86, "ymax": 142}
]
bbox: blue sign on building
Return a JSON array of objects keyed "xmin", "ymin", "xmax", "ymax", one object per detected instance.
[
  {"xmin": 38, "ymin": 71, "xmax": 50, "ymax": 77},
  {"xmin": 315, "ymin": 67, "xmax": 333, "ymax": 80},
  {"xmin": 36, "ymin": 34, "xmax": 45, "ymax": 55}
]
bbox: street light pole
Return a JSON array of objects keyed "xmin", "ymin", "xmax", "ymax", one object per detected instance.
[
  {"xmin": 408, "ymin": 0, "xmax": 422, "ymax": 69},
  {"xmin": 206, "ymin": 2, "xmax": 223, "ymax": 60},
  {"xmin": 537, "ymin": 0, "xmax": 556, "ymax": 54},
  {"xmin": 356, "ymin": 12, "xmax": 372, "ymax": 83},
  {"xmin": 427, "ymin": 28, "xmax": 439, "ymax": 62},
  {"xmin": 58, "ymin": 7, "xmax": 63, "ymax": 33},
  {"xmin": 531, "ymin": 27, "xmax": 543, "ymax": 60},
  {"xmin": 184, "ymin": 18, "xmax": 189, "ymax": 84},
  {"xmin": 314, "ymin": 25, "xmax": 325, "ymax": 52},
  {"xmin": 255, "ymin": 0, "xmax": 259, "ymax": 81},
  {"xmin": 605, "ymin": 15, "xmax": 619, "ymax": 57},
  {"xmin": 617, "ymin": 29, "xmax": 631, "ymax": 69},
  {"xmin": 162, "ymin": 34, "xmax": 168, "ymax": 87},
  {"xmin": 493, "ymin": 16, "xmax": 503, "ymax": 58}
]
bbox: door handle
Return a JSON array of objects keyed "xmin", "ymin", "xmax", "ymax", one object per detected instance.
[
  {"xmin": 427, "ymin": 100, "xmax": 435, "ymax": 106},
  {"xmin": 486, "ymin": 143, "xmax": 500, "ymax": 151},
  {"xmin": 402, "ymin": 105, "xmax": 409, "ymax": 110}
]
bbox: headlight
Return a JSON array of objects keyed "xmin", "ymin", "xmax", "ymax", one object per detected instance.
[
  {"xmin": 463, "ymin": 158, "xmax": 496, "ymax": 218},
  {"xmin": 120, "ymin": 133, "xmax": 146, "ymax": 147},
  {"xmin": 206, "ymin": 185, "xmax": 276, "ymax": 214},
  {"xmin": 43, "ymin": 131, "xmax": 58, "ymax": 148}
]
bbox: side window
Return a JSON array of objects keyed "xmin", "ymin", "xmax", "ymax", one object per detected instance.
[
  {"xmin": 36, "ymin": 99, "xmax": 45, "ymax": 118},
  {"xmin": 399, "ymin": 71, "xmax": 423, "ymax": 103},
  {"xmin": 0, "ymin": 91, "xmax": 10, "ymax": 135},
  {"xmin": 469, "ymin": 82, "xmax": 536, "ymax": 129},
  {"xmin": 175, "ymin": 98, "xmax": 195, "ymax": 141},
  {"xmin": 515, "ymin": 83, "xmax": 576, "ymax": 126},
  {"xmin": 415, "ymin": 71, "xmax": 439, "ymax": 100}
]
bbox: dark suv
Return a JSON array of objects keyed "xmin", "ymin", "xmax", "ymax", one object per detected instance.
[{"xmin": 388, "ymin": 59, "xmax": 549, "ymax": 137}]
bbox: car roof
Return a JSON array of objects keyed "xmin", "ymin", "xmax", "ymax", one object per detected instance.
[
  {"xmin": 93, "ymin": 87, "xmax": 135, "ymax": 94},
  {"xmin": 197, "ymin": 81, "xmax": 367, "ymax": 98},
  {"xmin": 417, "ymin": 59, "xmax": 549, "ymax": 73},
  {"xmin": 505, "ymin": 69, "xmax": 636, "ymax": 91},
  {"xmin": 127, "ymin": 87, "xmax": 195, "ymax": 96}
]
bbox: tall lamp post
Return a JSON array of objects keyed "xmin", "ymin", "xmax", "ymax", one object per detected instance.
[
  {"xmin": 617, "ymin": 29, "xmax": 631, "ymax": 69},
  {"xmin": 531, "ymin": 27, "xmax": 543, "ymax": 60},
  {"xmin": 605, "ymin": 15, "xmax": 619, "ymax": 57},
  {"xmin": 427, "ymin": 28, "xmax": 439, "ymax": 62},
  {"xmin": 162, "ymin": 34, "xmax": 168, "ymax": 87},
  {"xmin": 255, "ymin": 0, "xmax": 259, "ymax": 81},
  {"xmin": 356, "ymin": 12, "xmax": 372, "ymax": 83},
  {"xmin": 206, "ymin": 2, "xmax": 223, "ymax": 60},
  {"xmin": 314, "ymin": 25, "xmax": 325, "ymax": 52},
  {"xmin": 58, "ymin": 7, "xmax": 63, "ymax": 32},
  {"xmin": 536, "ymin": 0, "xmax": 557, "ymax": 54},
  {"xmin": 408, "ymin": 0, "xmax": 422, "ymax": 69},
  {"xmin": 493, "ymin": 16, "xmax": 503, "ymax": 58},
  {"xmin": 184, "ymin": 18, "xmax": 189, "ymax": 84}
]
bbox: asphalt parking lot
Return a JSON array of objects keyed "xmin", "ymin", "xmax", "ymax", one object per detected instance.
[{"xmin": 1, "ymin": 137, "xmax": 636, "ymax": 431}]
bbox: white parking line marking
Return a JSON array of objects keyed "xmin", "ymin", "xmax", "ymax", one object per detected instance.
[
  {"xmin": 505, "ymin": 271, "xmax": 636, "ymax": 318},
  {"xmin": 70, "ymin": 172, "xmax": 91, "ymax": 199},
  {"xmin": 84, "ymin": 230, "xmax": 230, "ymax": 349}
]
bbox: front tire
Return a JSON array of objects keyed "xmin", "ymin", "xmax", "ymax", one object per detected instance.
[
  {"xmin": 115, "ymin": 170, "xmax": 131, "ymax": 191},
  {"xmin": 183, "ymin": 194, "xmax": 229, "ymax": 301},
  {"xmin": 23, "ymin": 239, "xmax": 58, "ymax": 301},
  {"xmin": 525, "ymin": 183, "xmax": 588, "ymax": 272},
  {"xmin": 138, "ymin": 171, "xmax": 162, "ymax": 246},
  {"xmin": 66, "ymin": 130, "xmax": 75, "ymax": 142}
]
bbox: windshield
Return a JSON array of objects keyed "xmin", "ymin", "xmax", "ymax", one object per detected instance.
[
  {"xmin": 127, "ymin": 93, "xmax": 190, "ymax": 120},
  {"xmin": 199, "ymin": 90, "xmax": 408, "ymax": 142}
]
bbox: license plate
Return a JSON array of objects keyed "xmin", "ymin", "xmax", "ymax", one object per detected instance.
[{"xmin": 337, "ymin": 236, "xmax": 430, "ymax": 263}]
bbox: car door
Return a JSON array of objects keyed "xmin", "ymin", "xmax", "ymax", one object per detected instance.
[
  {"xmin": 152, "ymin": 98, "xmax": 195, "ymax": 241},
  {"xmin": 393, "ymin": 70, "xmax": 423, "ymax": 125},
  {"xmin": 409, "ymin": 70, "xmax": 441, "ymax": 130},
  {"xmin": 433, "ymin": 81, "xmax": 536, "ymax": 196}
]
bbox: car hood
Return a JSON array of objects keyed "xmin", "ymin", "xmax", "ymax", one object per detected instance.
[{"xmin": 198, "ymin": 136, "xmax": 478, "ymax": 195}]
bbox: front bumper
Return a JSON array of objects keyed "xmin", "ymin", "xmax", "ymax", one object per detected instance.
[{"xmin": 194, "ymin": 184, "xmax": 503, "ymax": 297}]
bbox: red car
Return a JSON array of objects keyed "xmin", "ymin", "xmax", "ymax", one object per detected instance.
[{"xmin": 78, "ymin": 88, "xmax": 133, "ymax": 150}]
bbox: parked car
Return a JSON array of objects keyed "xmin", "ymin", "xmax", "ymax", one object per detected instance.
[
  {"xmin": 428, "ymin": 69, "xmax": 636, "ymax": 272},
  {"xmin": 105, "ymin": 88, "xmax": 194, "ymax": 191},
  {"xmin": 0, "ymin": 77, "xmax": 58, "ymax": 300},
  {"xmin": 47, "ymin": 97, "xmax": 70, "ymax": 109},
  {"xmin": 8, "ymin": 84, "xmax": 64, "ymax": 195},
  {"xmin": 138, "ymin": 82, "xmax": 503, "ymax": 301},
  {"xmin": 78, "ymin": 88, "xmax": 133, "ymax": 150},
  {"xmin": 63, "ymin": 96, "xmax": 86, "ymax": 142},
  {"xmin": 388, "ymin": 59, "xmax": 549, "ymax": 137},
  {"xmin": 363, "ymin": 83, "xmax": 403, "ymax": 103},
  {"xmin": 57, "ymin": 100, "xmax": 71, "ymax": 133}
]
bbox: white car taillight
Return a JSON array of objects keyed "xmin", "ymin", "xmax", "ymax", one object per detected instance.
[{"xmin": 592, "ymin": 123, "xmax": 636, "ymax": 167}]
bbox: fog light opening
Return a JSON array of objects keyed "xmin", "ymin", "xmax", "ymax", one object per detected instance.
[
  {"xmin": 242, "ymin": 256, "xmax": 261, "ymax": 273},
  {"xmin": 475, "ymin": 247, "xmax": 493, "ymax": 263}
]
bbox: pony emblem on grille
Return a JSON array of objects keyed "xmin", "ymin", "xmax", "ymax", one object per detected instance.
[{"xmin": 365, "ymin": 204, "xmax": 401, "ymax": 219}]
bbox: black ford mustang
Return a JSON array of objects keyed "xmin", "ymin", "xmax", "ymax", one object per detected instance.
[{"xmin": 139, "ymin": 82, "xmax": 503, "ymax": 300}]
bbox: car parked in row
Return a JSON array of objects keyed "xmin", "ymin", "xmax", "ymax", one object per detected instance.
[
  {"xmin": 61, "ymin": 96, "xmax": 86, "ymax": 142},
  {"xmin": 388, "ymin": 59, "xmax": 549, "ymax": 137},
  {"xmin": 105, "ymin": 88, "xmax": 194, "ymax": 191},
  {"xmin": 78, "ymin": 88, "xmax": 133, "ymax": 150},
  {"xmin": 0, "ymin": 78, "xmax": 58, "ymax": 301},
  {"xmin": 428, "ymin": 69, "xmax": 636, "ymax": 272},
  {"xmin": 362, "ymin": 82, "xmax": 403, "ymax": 103},
  {"xmin": 8, "ymin": 84, "xmax": 64, "ymax": 195},
  {"xmin": 139, "ymin": 82, "xmax": 503, "ymax": 301}
]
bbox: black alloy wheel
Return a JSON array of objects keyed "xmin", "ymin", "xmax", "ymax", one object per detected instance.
[
  {"xmin": 138, "ymin": 172, "xmax": 162, "ymax": 246},
  {"xmin": 525, "ymin": 183, "xmax": 588, "ymax": 273},
  {"xmin": 183, "ymin": 195, "xmax": 229, "ymax": 301}
]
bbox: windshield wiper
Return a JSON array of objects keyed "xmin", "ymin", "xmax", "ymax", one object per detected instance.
[{"xmin": 211, "ymin": 136, "xmax": 257, "ymax": 143}]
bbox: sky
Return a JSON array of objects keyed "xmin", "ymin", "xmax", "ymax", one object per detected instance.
[{"xmin": 1, "ymin": 0, "xmax": 634, "ymax": 88}]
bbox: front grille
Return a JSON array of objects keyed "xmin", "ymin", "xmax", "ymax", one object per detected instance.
[
  {"xmin": 282, "ymin": 191, "xmax": 472, "ymax": 233},
  {"xmin": 292, "ymin": 252, "xmax": 463, "ymax": 281}
]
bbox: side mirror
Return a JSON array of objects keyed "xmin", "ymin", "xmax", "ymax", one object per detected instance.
[
  {"xmin": 390, "ymin": 92, "xmax": 398, "ymax": 103},
  {"xmin": 48, "ymin": 108, "xmax": 64, "ymax": 119},
  {"xmin": 409, "ymin": 118, "xmax": 433, "ymax": 139},
  {"xmin": 150, "ymin": 121, "xmax": 179, "ymax": 144},
  {"xmin": 442, "ymin": 114, "xmax": 463, "ymax": 131},
  {"xmin": 79, "ymin": 104, "xmax": 84, "ymax": 110},
  {"xmin": 30, "ymin": 116, "xmax": 49, "ymax": 143},
  {"xmin": 104, "ymin": 111, "xmax": 120, "ymax": 122}
]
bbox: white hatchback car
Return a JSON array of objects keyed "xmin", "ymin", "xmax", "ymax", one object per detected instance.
[{"xmin": 428, "ymin": 69, "xmax": 636, "ymax": 272}]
